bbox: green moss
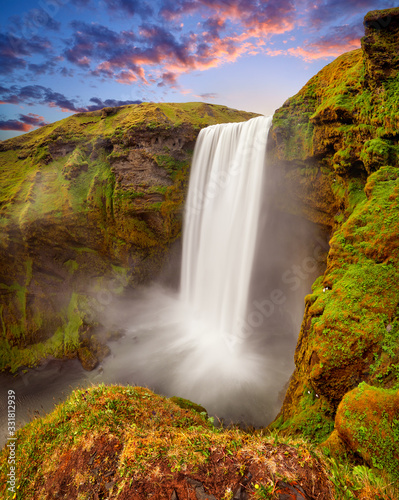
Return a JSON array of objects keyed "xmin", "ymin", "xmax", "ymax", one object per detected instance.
[
  {"xmin": 64, "ymin": 260, "xmax": 79, "ymax": 273},
  {"xmin": 0, "ymin": 292, "xmax": 86, "ymax": 372},
  {"xmin": 336, "ymin": 383, "xmax": 399, "ymax": 481},
  {"xmin": 360, "ymin": 139, "xmax": 395, "ymax": 174},
  {"xmin": 169, "ymin": 396, "xmax": 208, "ymax": 415},
  {"xmin": 272, "ymin": 389, "xmax": 335, "ymax": 444},
  {"xmin": 153, "ymin": 154, "xmax": 187, "ymax": 180}
]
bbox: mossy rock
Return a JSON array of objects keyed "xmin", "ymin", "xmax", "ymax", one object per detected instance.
[
  {"xmin": 360, "ymin": 138, "xmax": 394, "ymax": 174},
  {"xmin": 77, "ymin": 346, "xmax": 98, "ymax": 371},
  {"xmin": 335, "ymin": 383, "xmax": 399, "ymax": 480},
  {"xmin": 169, "ymin": 396, "xmax": 208, "ymax": 416},
  {"xmin": 270, "ymin": 7, "xmax": 399, "ymax": 445},
  {"xmin": 320, "ymin": 429, "xmax": 350, "ymax": 458}
]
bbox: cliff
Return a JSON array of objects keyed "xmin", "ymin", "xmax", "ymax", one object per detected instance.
[
  {"xmin": 0, "ymin": 102, "xmax": 258, "ymax": 373},
  {"xmin": 269, "ymin": 7, "xmax": 399, "ymax": 476}
]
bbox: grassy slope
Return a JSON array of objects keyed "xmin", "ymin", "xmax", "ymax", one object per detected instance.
[{"xmin": 0, "ymin": 385, "xmax": 397, "ymax": 500}]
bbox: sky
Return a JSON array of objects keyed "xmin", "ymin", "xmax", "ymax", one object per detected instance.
[{"xmin": 0, "ymin": 0, "xmax": 396, "ymax": 140}]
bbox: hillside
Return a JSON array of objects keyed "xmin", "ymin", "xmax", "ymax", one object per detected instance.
[
  {"xmin": 269, "ymin": 6, "xmax": 399, "ymax": 476},
  {"xmin": 0, "ymin": 102, "xmax": 258, "ymax": 372}
]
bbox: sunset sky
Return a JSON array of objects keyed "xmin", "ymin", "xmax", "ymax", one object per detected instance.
[{"xmin": 0, "ymin": 0, "xmax": 395, "ymax": 140}]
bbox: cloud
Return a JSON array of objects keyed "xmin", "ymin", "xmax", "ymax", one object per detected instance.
[
  {"xmin": 84, "ymin": 97, "xmax": 143, "ymax": 111},
  {"xmin": 103, "ymin": 0, "xmax": 153, "ymax": 18},
  {"xmin": 65, "ymin": 21, "xmax": 139, "ymax": 71},
  {"xmin": 0, "ymin": 84, "xmax": 142, "ymax": 113},
  {"xmin": 28, "ymin": 61, "xmax": 57, "ymax": 75},
  {"xmin": 287, "ymin": 24, "xmax": 363, "ymax": 61},
  {"xmin": 0, "ymin": 119, "xmax": 32, "ymax": 132},
  {"xmin": 0, "ymin": 113, "xmax": 48, "ymax": 131},
  {"xmin": 61, "ymin": 0, "xmax": 300, "ymax": 88},
  {"xmin": 157, "ymin": 71, "xmax": 179, "ymax": 88},
  {"xmin": 159, "ymin": 0, "xmax": 297, "ymax": 36},
  {"xmin": 198, "ymin": 92, "xmax": 218, "ymax": 99},
  {"xmin": 0, "ymin": 0, "xmax": 383, "ymax": 97},
  {"xmin": 0, "ymin": 32, "xmax": 52, "ymax": 75},
  {"xmin": 307, "ymin": 0, "xmax": 396, "ymax": 28}
]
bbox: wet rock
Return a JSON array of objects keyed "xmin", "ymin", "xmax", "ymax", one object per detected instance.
[
  {"xmin": 275, "ymin": 481, "xmax": 308, "ymax": 499},
  {"xmin": 187, "ymin": 478, "xmax": 217, "ymax": 500}
]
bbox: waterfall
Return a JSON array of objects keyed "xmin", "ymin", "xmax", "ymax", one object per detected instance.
[
  {"xmin": 81, "ymin": 112, "xmax": 315, "ymax": 426},
  {"xmin": 4, "ymin": 114, "xmax": 324, "ymax": 431},
  {"xmin": 180, "ymin": 116, "xmax": 272, "ymax": 348}
]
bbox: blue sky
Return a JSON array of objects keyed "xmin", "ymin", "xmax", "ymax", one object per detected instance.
[{"xmin": 0, "ymin": 0, "xmax": 396, "ymax": 140}]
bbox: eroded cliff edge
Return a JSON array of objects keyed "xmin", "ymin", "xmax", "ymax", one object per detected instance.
[
  {"xmin": 0, "ymin": 102, "xmax": 258, "ymax": 372},
  {"xmin": 269, "ymin": 7, "xmax": 399, "ymax": 474}
]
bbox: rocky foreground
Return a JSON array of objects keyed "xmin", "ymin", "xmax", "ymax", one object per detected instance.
[{"xmin": 0, "ymin": 385, "xmax": 395, "ymax": 499}]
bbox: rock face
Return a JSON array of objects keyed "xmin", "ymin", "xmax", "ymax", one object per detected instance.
[
  {"xmin": 269, "ymin": 6, "xmax": 399, "ymax": 454},
  {"xmin": 334, "ymin": 383, "xmax": 399, "ymax": 480},
  {"xmin": 0, "ymin": 102, "xmax": 258, "ymax": 372}
]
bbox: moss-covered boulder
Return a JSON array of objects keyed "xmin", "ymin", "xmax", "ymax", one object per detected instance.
[
  {"xmin": 0, "ymin": 102, "xmax": 258, "ymax": 373},
  {"xmin": 269, "ymin": 7, "xmax": 399, "ymax": 457},
  {"xmin": 335, "ymin": 383, "xmax": 399, "ymax": 479},
  {"xmin": 363, "ymin": 8, "xmax": 399, "ymax": 87},
  {"xmin": 169, "ymin": 396, "xmax": 208, "ymax": 416}
]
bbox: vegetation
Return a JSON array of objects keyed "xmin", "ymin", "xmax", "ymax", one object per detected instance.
[
  {"xmin": 270, "ymin": 7, "xmax": 399, "ymax": 485},
  {"xmin": 1, "ymin": 384, "xmax": 397, "ymax": 499}
]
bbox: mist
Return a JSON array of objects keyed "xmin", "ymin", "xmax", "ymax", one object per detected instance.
[
  {"xmin": 0, "ymin": 118, "xmax": 328, "ymax": 444},
  {"xmin": 86, "ymin": 117, "xmax": 327, "ymax": 427}
]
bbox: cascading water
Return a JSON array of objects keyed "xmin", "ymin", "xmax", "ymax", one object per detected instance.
[
  {"xmin": 2, "ymin": 114, "xmax": 324, "ymax": 438},
  {"xmin": 92, "ymin": 116, "xmax": 282, "ymax": 425},
  {"xmin": 181, "ymin": 116, "xmax": 272, "ymax": 349}
]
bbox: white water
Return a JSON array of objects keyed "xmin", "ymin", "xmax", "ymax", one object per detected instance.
[
  {"xmin": 181, "ymin": 116, "xmax": 272, "ymax": 347},
  {"xmin": 88, "ymin": 116, "xmax": 284, "ymax": 425},
  {"xmin": 1, "ymin": 115, "xmax": 326, "ymax": 439}
]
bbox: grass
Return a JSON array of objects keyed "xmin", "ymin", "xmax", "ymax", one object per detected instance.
[{"xmin": 0, "ymin": 383, "xmax": 397, "ymax": 499}]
